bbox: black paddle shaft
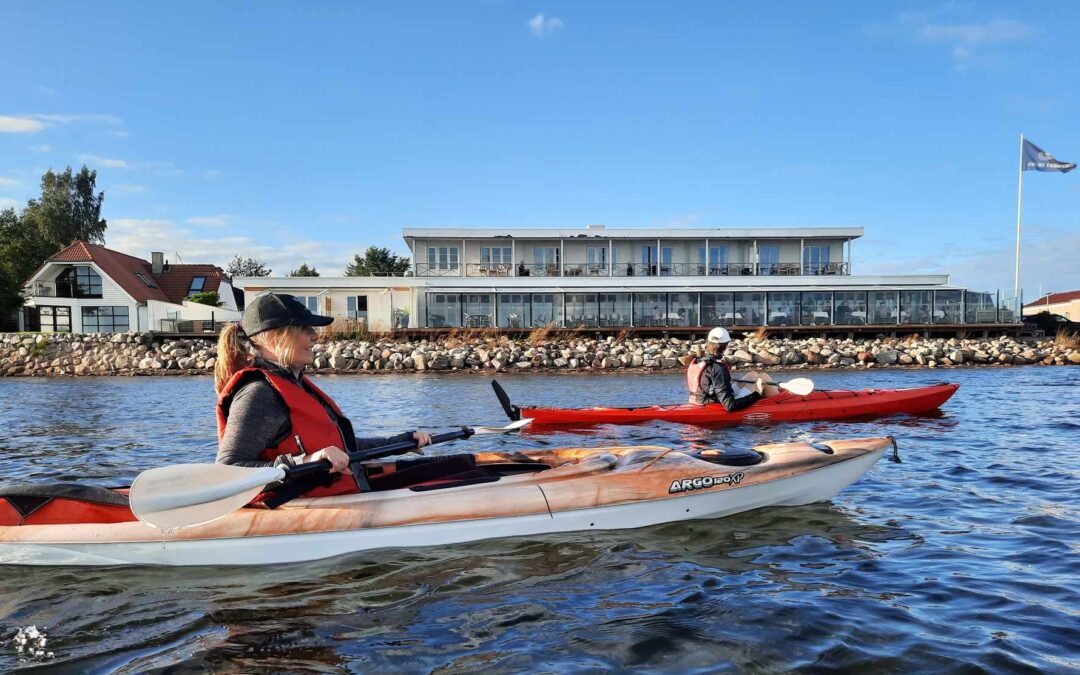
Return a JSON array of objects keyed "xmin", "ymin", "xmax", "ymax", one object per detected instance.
[{"xmin": 281, "ymin": 427, "xmax": 476, "ymax": 481}]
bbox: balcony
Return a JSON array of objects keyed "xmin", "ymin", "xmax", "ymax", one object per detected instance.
[
  {"xmin": 414, "ymin": 263, "xmax": 462, "ymax": 277},
  {"xmin": 465, "ymin": 263, "xmax": 512, "ymax": 277},
  {"xmin": 415, "ymin": 260, "xmax": 851, "ymax": 278}
]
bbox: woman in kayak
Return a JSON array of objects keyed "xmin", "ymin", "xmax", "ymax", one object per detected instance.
[
  {"xmin": 214, "ymin": 293, "xmax": 431, "ymax": 496},
  {"xmin": 686, "ymin": 327, "xmax": 771, "ymax": 410}
]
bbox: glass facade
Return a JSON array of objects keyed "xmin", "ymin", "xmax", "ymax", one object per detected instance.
[
  {"xmin": 901, "ymin": 291, "xmax": 933, "ymax": 324},
  {"xmin": 498, "ymin": 293, "xmax": 530, "ymax": 328},
  {"xmin": 934, "ymin": 290, "xmax": 963, "ymax": 323},
  {"xmin": 801, "ymin": 292, "xmax": 832, "ymax": 325},
  {"xmin": 834, "ymin": 291, "xmax": 868, "ymax": 324},
  {"xmin": 767, "ymin": 292, "xmax": 800, "ymax": 325},
  {"xmin": 421, "ymin": 289, "xmax": 1008, "ymax": 328}
]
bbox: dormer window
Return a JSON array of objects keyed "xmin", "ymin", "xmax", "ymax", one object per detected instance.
[
  {"xmin": 56, "ymin": 266, "xmax": 103, "ymax": 298},
  {"xmin": 187, "ymin": 276, "xmax": 206, "ymax": 296}
]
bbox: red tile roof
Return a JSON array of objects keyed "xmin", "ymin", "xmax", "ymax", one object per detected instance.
[
  {"xmin": 41, "ymin": 241, "xmax": 228, "ymax": 305},
  {"xmin": 1024, "ymin": 290, "xmax": 1080, "ymax": 308}
]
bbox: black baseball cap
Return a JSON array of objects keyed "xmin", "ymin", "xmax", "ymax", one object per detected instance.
[{"xmin": 241, "ymin": 293, "xmax": 333, "ymax": 338}]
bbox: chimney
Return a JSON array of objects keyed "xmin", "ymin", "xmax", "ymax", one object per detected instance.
[
  {"xmin": 586, "ymin": 223, "xmax": 605, "ymax": 230},
  {"xmin": 151, "ymin": 252, "xmax": 164, "ymax": 275}
]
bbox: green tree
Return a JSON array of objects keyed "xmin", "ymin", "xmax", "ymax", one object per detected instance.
[
  {"xmin": 20, "ymin": 166, "xmax": 107, "ymax": 253},
  {"xmin": 344, "ymin": 247, "xmax": 410, "ymax": 276},
  {"xmin": 226, "ymin": 255, "xmax": 271, "ymax": 277},
  {"xmin": 289, "ymin": 263, "xmax": 320, "ymax": 277},
  {"xmin": 188, "ymin": 291, "xmax": 223, "ymax": 307}
]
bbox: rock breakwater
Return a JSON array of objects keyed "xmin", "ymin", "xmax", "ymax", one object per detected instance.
[{"xmin": 2, "ymin": 331, "xmax": 1077, "ymax": 377}]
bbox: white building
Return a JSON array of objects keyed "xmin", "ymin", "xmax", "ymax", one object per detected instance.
[
  {"xmin": 20, "ymin": 241, "xmax": 242, "ymax": 333},
  {"xmin": 1023, "ymin": 290, "xmax": 1080, "ymax": 321},
  {"xmin": 235, "ymin": 225, "xmax": 1012, "ymax": 331}
]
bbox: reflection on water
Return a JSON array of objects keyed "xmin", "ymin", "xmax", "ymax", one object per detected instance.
[{"xmin": 1, "ymin": 367, "xmax": 1078, "ymax": 671}]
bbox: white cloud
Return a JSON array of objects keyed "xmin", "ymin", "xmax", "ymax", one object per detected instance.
[
  {"xmin": 33, "ymin": 113, "xmax": 124, "ymax": 125},
  {"xmin": 78, "ymin": 154, "xmax": 131, "ymax": 169},
  {"xmin": 202, "ymin": 169, "xmax": 223, "ymax": 179},
  {"xmin": 186, "ymin": 215, "xmax": 234, "ymax": 227},
  {"xmin": 29, "ymin": 144, "xmax": 52, "ymax": 153},
  {"xmin": 866, "ymin": 10, "xmax": 1033, "ymax": 72},
  {"xmin": 113, "ymin": 184, "xmax": 146, "ymax": 194},
  {"xmin": 529, "ymin": 13, "xmax": 564, "ymax": 38},
  {"xmin": 0, "ymin": 197, "xmax": 17, "ymax": 209},
  {"xmin": 106, "ymin": 217, "xmax": 363, "ymax": 274},
  {"xmin": 914, "ymin": 18, "xmax": 1033, "ymax": 45},
  {"xmin": 0, "ymin": 116, "xmax": 46, "ymax": 133},
  {"xmin": 0, "ymin": 177, "xmax": 20, "ymax": 187},
  {"xmin": 35, "ymin": 85, "xmax": 59, "ymax": 97},
  {"xmin": 109, "ymin": 130, "xmax": 130, "ymax": 138}
]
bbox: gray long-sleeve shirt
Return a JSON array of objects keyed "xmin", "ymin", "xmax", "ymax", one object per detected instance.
[
  {"xmin": 693, "ymin": 357, "xmax": 762, "ymax": 412},
  {"xmin": 216, "ymin": 358, "xmax": 414, "ymax": 469}
]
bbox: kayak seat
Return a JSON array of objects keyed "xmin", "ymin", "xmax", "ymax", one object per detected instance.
[
  {"xmin": 369, "ymin": 455, "xmax": 478, "ymax": 492},
  {"xmin": 0, "ymin": 483, "xmax": 136, "ymax": 526}
]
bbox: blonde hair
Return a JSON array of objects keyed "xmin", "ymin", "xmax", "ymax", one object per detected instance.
[
  {"xmin": 705, "ymin": 342, "xmax": 724, "ymax": 357},
  {"xmin": 214, "ymin": 324, "xmax": 306, "ymax": 393}
]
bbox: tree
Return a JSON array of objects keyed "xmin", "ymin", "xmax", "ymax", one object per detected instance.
[
  {"xmin": 289, "ymin": 263, "xmax": 320, "ymax": 277},
  {"xmin": 226, "ymin": 255, "xmax": 271, "ymax": 277},
  {"xmin": 344, "ymin": 247, "xmax": 411, "ymax": 276},
  {"xmin": 188, "ymin": 291, "xmax": 223, "ymax": 307},
  {"xmin": 20, "ymin": 166, "xmax": 107, "ymax": 253}
]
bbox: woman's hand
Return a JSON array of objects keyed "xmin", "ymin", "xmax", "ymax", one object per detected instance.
[
  {"xmin": 304, "ymin": 446, "xmax": 351, "ymax": 474},
  {"xmin": 412, "ymin": 431, "xmax": 432, "ymax": 449}
]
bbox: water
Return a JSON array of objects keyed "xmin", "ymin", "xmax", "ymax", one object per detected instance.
[{"xmin": 0, "ymin": 367, "xmax": 1078, "ymax": 672}]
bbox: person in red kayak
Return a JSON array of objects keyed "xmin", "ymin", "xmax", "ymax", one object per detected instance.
[
  {"xmin": 214, "ymin": 293, "xmax": 431, "ymax": 497},
  {"xmin": 687, "ymin": 327, "xmax": 770, "ymax": 409}
]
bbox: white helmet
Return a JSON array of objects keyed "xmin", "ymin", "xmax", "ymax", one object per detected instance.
[{"xmin": 706, "ymin": 327, "xmax": 731, "ymax": 344}]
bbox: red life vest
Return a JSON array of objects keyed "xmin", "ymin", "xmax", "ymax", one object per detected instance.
[
  {"xmin": 216, "ymin": 367, "xmax": 360, "ymax": 497},
  {"xmin": 686, "ymin": 357, "xmax": 728, "ymax": 405}
]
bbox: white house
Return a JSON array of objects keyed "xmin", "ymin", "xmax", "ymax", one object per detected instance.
[
  {"xmin": 1023, "ymin": 290, "xmax": 1080, "ymax": 321},
  {"xmin": 20, "ymin": 241, "xmax": 242, "ymax": 333},
  {"xmin": 235, "ymin": 225, "xmax": 1014, "ymax": 331}
]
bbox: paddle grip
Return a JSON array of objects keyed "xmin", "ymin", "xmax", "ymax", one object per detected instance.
[{"xmin": 281, "ymin": 427, "xmax": 475, "ymax": 480}]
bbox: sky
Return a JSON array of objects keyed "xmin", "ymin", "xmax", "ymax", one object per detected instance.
[{"xmin": 1, "ymin": 1, "xmax": 1077, "ymax": 300}]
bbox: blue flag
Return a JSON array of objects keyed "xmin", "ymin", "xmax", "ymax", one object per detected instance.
[{"xmin": 1023, "ymin": 139, "xmax": 1076, "ymax": 173}]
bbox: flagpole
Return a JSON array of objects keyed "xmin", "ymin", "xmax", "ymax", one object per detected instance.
[{"xmin": 1014, "ymin": 133, "xmax": 1025, "ymax": 304}]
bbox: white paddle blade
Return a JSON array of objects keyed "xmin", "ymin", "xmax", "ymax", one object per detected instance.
[
  {"xmin": 779, "ymin": 378, "xmax": 815, "ymax": 396},
  {"xmin": 473, "ymin": 418, "xmax": 533, "ymax": 434},
  {"xmin": 130, "ymin": 463, "xmax": 284, "ymax": 531}
]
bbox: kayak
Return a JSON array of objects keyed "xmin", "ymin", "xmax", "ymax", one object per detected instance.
[
  {"xmin": 498, "ymin": 381, "xmax": 959, "ymax": 426},
  {"xmin": 0, "ymin": 436, "xmax": 896, "ymax": 567}
]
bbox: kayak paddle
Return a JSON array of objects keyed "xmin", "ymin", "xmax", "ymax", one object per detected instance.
[
  {"xmin": 129, "ymin": 419, "xmax": 531, "ymax": 531},
  {"xmin": 733, "ymin": 376, "xmax": 815, "ymax": 396}
]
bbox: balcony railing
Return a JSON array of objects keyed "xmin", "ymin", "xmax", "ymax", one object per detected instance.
[
  {"xmin": 516, "ymin": 263, "xmax": 560, "ymax": 277},
  {"xmin": 465, "ymin": 263, "xmax": 512, "ymax": 277},
  {"xmin": 415, "ymin": 260, "xmax": 851, "ymax": 277},
  {"xmin": 414, "ymin": 263, "xmax": 462, "ymax": 277}
]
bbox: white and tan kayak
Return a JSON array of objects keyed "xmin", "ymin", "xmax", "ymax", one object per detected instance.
[{"xmin": 0, "ymin": 437, "xmax": 896, "ymax": 567}]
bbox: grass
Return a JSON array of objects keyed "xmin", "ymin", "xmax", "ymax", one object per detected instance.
[
  {"xmin": 1054, "ymin": 329, "xmax": 1079, "ymax": 350},
  {"xmin": 751, "ymin": 326, "xmax": 769, "ymax": 341}
]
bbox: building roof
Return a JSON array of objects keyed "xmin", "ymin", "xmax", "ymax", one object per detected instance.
[
  {"xmin": 41, "ymin": 241, "xmax": 228, "ymax": 304},
  {"xmin": 1024, "ymin": 290, "xmax": 1080, "ymax": 308},
  {"xmin": 402, "ymin": 226, "xmax": 864, "ymax": 240}
]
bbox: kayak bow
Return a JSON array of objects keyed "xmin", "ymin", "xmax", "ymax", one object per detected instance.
[{"xmin": 0, "ymin": 436, "xmax": 896, "ymax": 567}]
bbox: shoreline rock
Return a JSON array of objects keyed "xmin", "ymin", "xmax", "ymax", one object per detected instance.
[{"xmin": 1, "ymin": 331, "xmax": 1078, "ymax": 377}]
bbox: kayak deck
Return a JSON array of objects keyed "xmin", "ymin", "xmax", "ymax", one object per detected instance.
[
  {"xmin": 0, "ymin": 437, "xmax": 894, "ymax": 566},
  {"xmin": 519, "ymin": 382, "xmax": 960, "ymax": 426}
]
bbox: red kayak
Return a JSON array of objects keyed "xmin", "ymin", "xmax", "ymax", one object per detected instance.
[{"xmin": 493, "ymin": 380, "xmax": 959, "ymax": 426}]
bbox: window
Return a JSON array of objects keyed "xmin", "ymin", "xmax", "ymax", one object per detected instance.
[
  {"xmin": 586, "ymin": 246, "xmax": 607, "ymax": 266},
  {"xmin": 82, "ymin": 306, "xmax": 129, "ymax": 333},
  {"xmin": 498, "ymin": 294, "xmax": 531, "ymax": 328},
  {"xmin": 698, "ymin": 246, "xmax": 728, "ymax": 271},
  {"xmin": 57, "ymin": 266, "xmax": 103, "ymax": 298},
  {"xmin": 292, "ymin": 295, "xmax": 319, "ymax": 312},
  {"xmin": 803, "ymin": 246, "xmax": 831, "ymax": 274},
  {"xmin": 427, "ymin": 246, "xmax": 460, "ymax": 270},
  {"xmin": 187, "ymin": 276, "xmax": 206, "ymax": 296},
  {"xmin": 767, "ymin": 292, "xmax": 800, "ymax": 325},
  {"xmin": 428, "ymin": 293, "xmax": 461, "ymax": 327},
  {"xmin": 532, "ymin": 247, "xmax": 559, "ymax": 265},
  {"xmin": 38, "ymin": 306, "xmax": 71, "ymax": 333},
  {"xmin": 758, "ymin": 245, "xmax": 780, "ymax": 275},
  {"xmin": 135, "ymin": 272, "xmax": 157, "ymax": 288},
  {"xmin": 480, "ymin": 247, "xmax": 511, "ymax": 266},
  {"xmin": 346, "ymin": 295, "xmax": 369, "ymax": 319}
]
